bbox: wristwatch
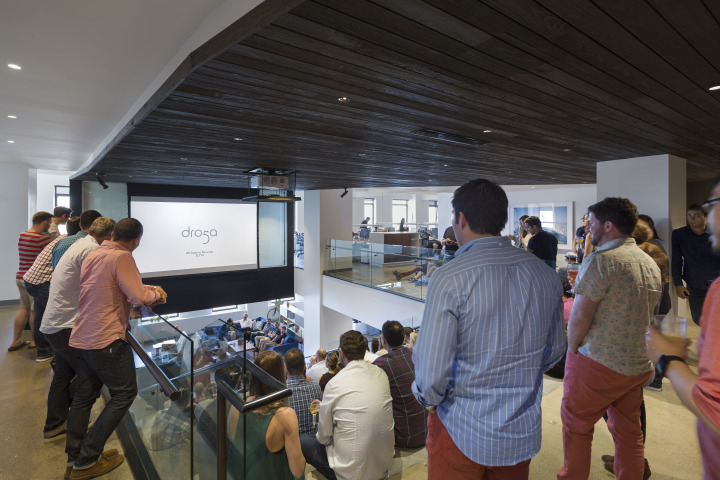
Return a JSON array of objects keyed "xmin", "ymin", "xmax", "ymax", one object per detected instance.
[{"xmin": 656, "ymin": 355, "xmax": 686, "ymax": 377}]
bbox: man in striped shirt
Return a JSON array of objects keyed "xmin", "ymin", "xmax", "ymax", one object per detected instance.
[
  {"xmin": 9, "ymin": 211, "xmax": 52, "ymax": 352},
  {"xmin": 412, "ymin": 179, "xmax": 566, "ymax": 479}
]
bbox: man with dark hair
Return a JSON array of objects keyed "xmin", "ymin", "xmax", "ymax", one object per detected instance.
[
  {"xmin": 285, "ymin": 348, "xmax": 321, "ymax": 435},
  {"xmin": 559, "ymin": 197, "xmax": 661, "ymax": 479},
  {"xmin": 301, "ymin": 330, "xmax": 394, "ymax": 480},
  {"xmin": 64, "ymin": 218, "xmax": 166, "ymax": 479},
  {"xmin": 22, "ymin": 217, "xmax": 82, "ymax": 361},
  {"xmin": 373, "ymin": 321, "xmax": 427, "ymax": 448},
  {"xmin": 9, "ymin": 211, "xmax": 52, "ymax": 353},
  {"xmin": 49, "ymin": 206, "xmax": 73, "ymax": 239},
  {"xmin": 671, "ymin": 203, "xmax": 720, "ymax": 325},
  {"xmin": 648, "ymin": 177, "xmax": 720, "ymax": 476},
  {"xmin": 526, "ymin": 216, "xmax": 559, "ymax": 269},
  {"xmin": 52, "ymin": 210, "xmax": 102, "ymax": 268},
  {"xmin": 40, "ymin": 217, "xmax": 115, "ymax": 441},
  {"xmin": 413, "ymin": 179, "xmax": 565, "ymax": 479}
]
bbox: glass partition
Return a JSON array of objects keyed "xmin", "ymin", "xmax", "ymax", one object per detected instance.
[{"xmin": 325, "ymin": 238, "xmax": 447, "ymax": 302}]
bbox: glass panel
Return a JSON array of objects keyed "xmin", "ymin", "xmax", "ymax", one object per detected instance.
[
  {"xmin": 258, "ymin": 201, "xmax": 287, "ymax": 267},
  {"xmin": 128, "ymin": 311, "xmax": 196, "ymax": 479},
  {"xmin": 324, "ymin": 238, "xmax": 447, "ymax": 302}
]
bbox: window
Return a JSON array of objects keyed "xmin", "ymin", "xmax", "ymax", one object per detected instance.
[
  {"xmin": 392, "ymin": 199, "xmax": 409, "ymax": 229},
  {"xmin": 55, "ymin": 185, "xmax": 70, "ymax": 209},
  {"xmin": 428, "ymin": 200, "xmax": 438, "ymax": 228},
  {"xmin": 363, "ymin": 198, "xmax": 375, "ymax": 225}
]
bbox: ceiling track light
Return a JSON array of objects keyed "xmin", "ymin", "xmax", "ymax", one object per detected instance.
[
  {"xmin": 710, "ymin": 85, "xmax": 720, "ymax": 91},
  {"xmin": 340, "ymin": 188, "xmax": 349, "ymax": 198},
  {"xmin": 95, "ymin": 172, "xmax": 109, "ymax": 190}
]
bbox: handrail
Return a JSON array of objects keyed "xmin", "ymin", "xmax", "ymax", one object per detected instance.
[
  {"xmin": 216, "ymin": 351, "xmax": 293, "ymax": 480},
  {"xmin": 127, "ymin": 330, "xmax": 181, "ymax": 401}
]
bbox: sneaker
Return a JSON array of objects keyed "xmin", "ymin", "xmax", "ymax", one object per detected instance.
[
  {"xmin": 64, "ymin": 452, "xmax": 118, "ymax": 480},
  {"xmin": 36, "ymin": 353, "xmax": 54, "ymax": 363},
  {"xmin": 645, "ymin": 377, "xmax": 663, "ymax": 392},
  {"xmin": 69, "ymin": 453, "xmax": 124, "ymax": 480},
  {"xmin": 602, "ymin": 455, "xmax": 651, "ymax": 480},
  {"xmin": 393, "ymin": 270, "xmax": 402, "ymax": 281}
]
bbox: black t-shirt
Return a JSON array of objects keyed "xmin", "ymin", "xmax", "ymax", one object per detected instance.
[
  {"xmin": 527, "ymin": 230, "xmax": 558, "ymax": 262},
  {"xmin": 443, "ymin": 226, "xmax": 458, "ymax": 252}
]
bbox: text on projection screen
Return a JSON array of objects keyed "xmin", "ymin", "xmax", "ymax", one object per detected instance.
[{"xmin": 130, "ymin": 197, "xmax": 258, "ymax": 277}]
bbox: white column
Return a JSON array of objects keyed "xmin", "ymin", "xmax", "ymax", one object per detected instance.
[
  {"xmin": 437, "ymin": 192, "xmax": 453, "ymax": 237},
  {"xmin": 295, "ymin": 189, "xmax": 353, "ymax": 354},
  {"xmin": 1, "ymin": 164, "xmax": 35, "ymax": 302},
  {"xmin": 596, "ymin": 154, "xmax": 687, "ymax": 315}
]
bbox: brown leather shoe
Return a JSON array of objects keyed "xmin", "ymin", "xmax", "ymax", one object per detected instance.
[
  {"xmin": 602, "ymin": 456, "xmax": 651, "ymax": 480},
  {"xmin": 64, "ymin": 452, "xmax": 118, "ymax": 480},
  {"xmin": 68, "ymin": 453, "xmax": 124, "ymax": 480}
]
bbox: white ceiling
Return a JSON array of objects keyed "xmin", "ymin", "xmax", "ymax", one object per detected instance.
[{"xmin": 0, "ymin": 0, "xmax": 259, "ymax": 172}]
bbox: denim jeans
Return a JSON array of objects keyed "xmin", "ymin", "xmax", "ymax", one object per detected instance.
[
  {"xmin": 66, "ymin": 339, "xmax": 138, "ymax": 467},
  {"xmin": 23, "ymin": 280, "xmax": 53, "ymax": 357},
  {"xmin": 300, "ymin": 433, "xmax": 337, "ymax": 480},
  {"xmin": 43, "ymin": 328, "xmax": 77, "ymax": 431}
]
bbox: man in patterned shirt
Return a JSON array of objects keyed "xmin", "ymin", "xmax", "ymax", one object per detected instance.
[
  {"xmin": 285, "ymin": 348, "xmax": 321, "ymax": 434},
  {"xmin": 559, "ymin": 197, "xmax": 661, "ymax": 480},
  {"xmin": 9, "ymin": 211, "xmax": 52, "ymax": 352},
  {"xmin": 373, "ymin": 320, "xmax": 426, "ymax": 448}
]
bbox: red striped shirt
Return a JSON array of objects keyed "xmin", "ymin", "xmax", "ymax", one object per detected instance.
[{"xmin": 17, "ymin": 230, "xmax": 51, "ymax": 279}]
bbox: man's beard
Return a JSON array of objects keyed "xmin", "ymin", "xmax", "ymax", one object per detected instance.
[{"xmin": 591, "ymin": 232, "xmax": 601, "ymax": 246}]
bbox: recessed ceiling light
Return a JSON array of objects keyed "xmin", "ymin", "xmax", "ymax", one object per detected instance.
[
  {"xmin": 443, "ymin": 164, "xmax": 448, "ymax": 167},
  {"xmin": 7, "ymin": 115, "xmax": 17, "ymax": 119},
  {"xmin": 531, "ymin": 186, "xmax": 535, "ymax": 189},
  {"xmin": 337, "ymin": 96, "xmax": 349, "ymax": 102},
  {"xmin": 7, "ymin": 140, "xmax": 15, "ymax": 143},
  {"xmin": 709, "ymin": 85, "xmax": 720, "ymax": 91},
  {"xmin": 7, "ymin": 64, "xmax": 21, "ymax": 70},
  {"xmin": 128, "ymin": 175, "xmax": 133, "ymax": 178},
  {"xmin": 234, "ymin": 137, "xmax": 242, "ymax": 141},
  {"xmin": 180, "ymin": 157, "xmax": 187, "ymax": 160},
  {"xmin": 358, "ymin": 153, "xmax": 366, "ymax": 157},
  {"xmin": 563, "ymin": 148, "xmax": 572, "ymax": 152},
  {"xmin": 483, "ymin": 129, "xmax": 492, "ymax": 133}
]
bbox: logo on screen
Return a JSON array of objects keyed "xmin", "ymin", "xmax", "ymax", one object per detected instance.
[{"xmin": 182, "ymin": 227, "xmax": 218, "ymax": 245}]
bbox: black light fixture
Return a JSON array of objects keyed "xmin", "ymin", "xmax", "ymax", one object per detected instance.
[
  {"xmin": 340, "ymin": 188, "xmax": 349, "ymax": 198},
  {"xmin": 96, "ymin": 172, "xmax": 108, "ymax": 189}
]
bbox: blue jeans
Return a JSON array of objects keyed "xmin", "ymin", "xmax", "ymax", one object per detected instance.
[
  {"xmin": 66, "ymin": 340, "xmax": 137, "ymax": 467},
  {"xmin": 300, "ymin": 433, "xmax": 337, "ymax": 480},
  {"xmin": 23, "ymin": 280, "xmax": 53, "ymax": 357},
  {"xmin": 43, "ymin": 328, "xmax": 77, "ymax": 431}
]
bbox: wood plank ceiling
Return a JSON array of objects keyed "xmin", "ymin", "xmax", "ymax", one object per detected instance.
[{"xmin": 73, "ymin": 0, "xmax": 720, "ymax": 190}]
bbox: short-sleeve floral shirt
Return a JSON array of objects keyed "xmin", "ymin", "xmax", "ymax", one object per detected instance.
[{"xmin": 576, "ymin": 237, "xmax": 662, "ymax": 376}]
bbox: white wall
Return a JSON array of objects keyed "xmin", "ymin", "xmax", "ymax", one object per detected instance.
[
  {"xmin": 36, "ymin": 170, "xmax": 72, "ymax": 212},
  {"xmin": 502, "ymin": 184, "xmax": 598, "ymax": 243},
  {"xmin": 1, "ymin": 164, "xmax": 34, "ymax": 302}
]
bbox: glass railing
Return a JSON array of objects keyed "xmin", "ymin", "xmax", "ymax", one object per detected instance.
[
  {"xmin": 120, "ymin": 310, "xmax": 307, "ymax": 479},
  {"xmin": 324, "ymin": 239, "xmax": 449, "ymax": 302}
]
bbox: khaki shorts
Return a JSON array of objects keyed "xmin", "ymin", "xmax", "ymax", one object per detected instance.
[{"xmin": 16, "ymin": 279, "xmax": 32, "ymax": 309}]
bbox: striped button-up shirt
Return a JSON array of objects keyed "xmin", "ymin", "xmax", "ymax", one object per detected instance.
[
  {"xmin": 412, "ymin": 236, "xmax": 565, "ymax": 466},
  {"xmin": 22, "ymin": 235, "xmax": 65, "ymax": 285}
]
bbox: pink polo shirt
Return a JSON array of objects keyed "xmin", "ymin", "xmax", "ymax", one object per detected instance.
[{"xmin": 70, "ymin": 240, "xmax": 159, "ymax": 350}]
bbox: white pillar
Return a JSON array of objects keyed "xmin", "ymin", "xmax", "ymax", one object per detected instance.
[
  {"xmin": 437, "ymin": 192, "xmax": 453, "ymax": 237},
  {"xmin": 596, "ymin": 154, "xmax": 687, "ymax": 315},
  {"xmin": 296, "ymin": 189, "xmax": 353, "ymax": 354},
  {"xmin": 1, "ymin": 164, "xmax": 35, "ymax": 302}
]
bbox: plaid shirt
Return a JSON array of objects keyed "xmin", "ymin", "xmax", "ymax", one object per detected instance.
[
  {"xmin": 151, "ymin": 406, "xmax": 192, "ymax": 450},
  {"xmin": 287, "ymin": 375, "xmax": 322, "ymax": 434},
  {"xmin": 373, "ymin": 346, "xmax": 428, "ymax": 448},
  {"xmin": 23, "ymin": 235, "xmax": 65, "ymax": 285}
]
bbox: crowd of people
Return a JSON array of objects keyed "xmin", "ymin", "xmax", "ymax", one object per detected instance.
[
  {"xmin": 10, "ymin": 208, "xmax": 167, "ymax": 479},
  {"xmin": 10, "ymin": 175, "xmax": 720, "ymax": 480}
]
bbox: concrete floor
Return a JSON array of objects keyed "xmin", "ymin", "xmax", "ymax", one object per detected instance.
[{"xmin": 1, "ymin": 304, "xmax": 705, "ymax": 479}]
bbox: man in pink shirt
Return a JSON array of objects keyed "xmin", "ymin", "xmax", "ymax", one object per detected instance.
[
  {"xmin": 647, "ymin": 175, "xmax": 720, "ymax": 478},
  {"xmin": 64, "ymin": 218, "xmax": 167, "ymax": 480}
]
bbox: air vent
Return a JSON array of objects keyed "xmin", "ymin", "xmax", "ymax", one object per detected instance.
[{"xmin": 412, "ymin": 128, "xmax": 489, "ymax": 146}]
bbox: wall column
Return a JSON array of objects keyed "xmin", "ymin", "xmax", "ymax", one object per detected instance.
[{"xmin": 596, "ymin": 154, "xmax": 687, "ymax": 315}]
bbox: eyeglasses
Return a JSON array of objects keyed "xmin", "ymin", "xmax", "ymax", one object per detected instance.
[{"xmin": 699, "ymin": 197, "xmax": 720, "ymax": 214}]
